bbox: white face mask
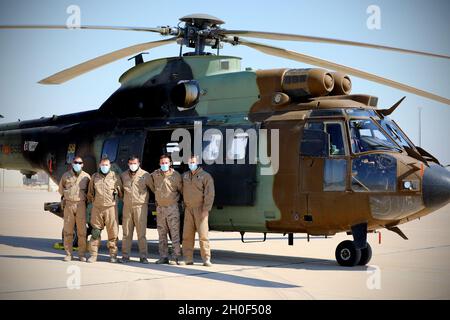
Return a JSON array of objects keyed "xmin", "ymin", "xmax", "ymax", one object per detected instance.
[
  {"xmin": 129, "ymin": 164, "xmax": 139, "ymax": 172},
  {"xmin": 100, "ymin": 165, "xmax": 110, "ymax": 174},
  {"xmin": 72, "ymin": 163, "xmax": 82, "ymax": 173}
]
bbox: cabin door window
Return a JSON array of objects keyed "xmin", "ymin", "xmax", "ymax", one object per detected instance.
[{"xmin": 300, "ymin": 120, "xmax": 348, "ymax": 192}]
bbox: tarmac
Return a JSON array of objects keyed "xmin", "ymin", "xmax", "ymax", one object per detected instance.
[{"xmin": 0, "ymin": 188, "xmax": 449, "ymax": 299}]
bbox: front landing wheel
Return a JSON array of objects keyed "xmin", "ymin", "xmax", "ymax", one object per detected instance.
[{"xmin": 335, "ymin": 240, "xmax": 362, "ymax": 267}]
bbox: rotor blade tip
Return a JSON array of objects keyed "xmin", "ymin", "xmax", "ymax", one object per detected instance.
[{"xmin": 38, "ymin": 79, "xmax": 59, "ymax": 85}]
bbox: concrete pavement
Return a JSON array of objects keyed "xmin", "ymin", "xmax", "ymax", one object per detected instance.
[{"xmin": 0, "ymin": 189, "xmax": 449, "ymax": 299}]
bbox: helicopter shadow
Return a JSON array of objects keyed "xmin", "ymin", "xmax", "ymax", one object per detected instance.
[
  {"xmin": 0, "ymin": 235, "xmax": 369, "ymax": 282},
  {"xmin": 0, "ymin": 254, "xmax": 62, "ymax": 261},
  {"xmin": 0, "ymin": 234, "xmax": 370, "ymax": 271},
  {"xmin": 120, "ymin": 240, "xmax": 370, "ymax": 273},
  {"xmin": 112, "ymin": 241, "xmax": 370, "ymax": 290},
  {"xmin": 0, "ymin": 235, "xmax": 302, "ymax": 289},
  {"xmin": 178, "ymin": 245, "xmax": 370, "ymax": 272},
  {"xmin": 0, "ymin": 235, "xmax": 63, "ymax": 260}
]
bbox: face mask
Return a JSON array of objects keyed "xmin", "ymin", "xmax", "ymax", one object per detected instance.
[
  {"xmin": 188, "ymin": 163, "xmax": 198, "ymax": 171},
  {"xmin": 160, "ymin": 164, "xmax": 170, "ymax": 172},
  {"xmin": 100, "ymin": 165, "xmax": 110, "ymax": 174},
  {"xmin": 129, "ymin": 164, "xmax": 139, "ymax": 172},
  {"xmin": 72, "ymin": 163, "xmax": 82, "ymax": 173}
]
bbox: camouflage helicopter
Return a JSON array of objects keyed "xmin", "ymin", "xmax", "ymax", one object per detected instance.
[{"xmin": 1, "ymin": 14, "xmax": 450, "ymax": 267}]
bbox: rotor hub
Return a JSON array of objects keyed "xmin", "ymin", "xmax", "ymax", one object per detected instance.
[
  {"xmin": 179, "ymin": 14, "xmax": 225, "ymax": 27},
  {"xmin": 176, "ymin": 14, "xmax": 225, "ymax": 55}
]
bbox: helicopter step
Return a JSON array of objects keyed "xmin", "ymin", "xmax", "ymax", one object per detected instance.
[{"xmin": 239, "ymin": 231, "xmax": 267, "ymax": 243}]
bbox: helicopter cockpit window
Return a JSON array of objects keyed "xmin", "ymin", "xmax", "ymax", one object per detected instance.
[
  {"xmin": 345, "ymin": 109, "xmax": 378, "ymax": 118},
  {"xmin": 301, "ymin": 121, "xmax": 347, "ymax": 157},
  {"xmin": 349, "ymin": 119, "xmax": 401, "ymax": 154},
  {"xmin": 324, "ymin": 159, "xmax": 347, "ymax": 191},
  {"xmin": 301, "ymin": 122, "xmax": 327, "ymax": 157},
  {"xmin": 305, "ymin": 122, "xmax": 324, "ymax": 131},
  {"xmin": 101, "ymin": 137, "xmax": 119, "ymax": 162},
  {"xmin": 325, "ymin": 123, "xmax": 346, "ymax": 156},
  {"xmin": 310, "ymin": 109, "xmax": 344, "ymax": 117},
  {"xmin": 351, "ymin": 154, "xmax": 397, "ymax": 192},
  {"xmin": 377, "ymin": 117, "xmax": 414, "ymax": 149}
]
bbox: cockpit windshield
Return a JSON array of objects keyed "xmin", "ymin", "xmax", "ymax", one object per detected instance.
[
  {"xmin": 349, "ymin": 119, "xmax": 401, "ymax": 153},
  {"xmin": 377, "ymin": 117, "xmax": 415, "ymax": 149}
]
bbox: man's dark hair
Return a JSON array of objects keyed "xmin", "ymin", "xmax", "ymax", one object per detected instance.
[
  {"xmin": 100, "ymin": 156, "xmax": 110, "ymax": 163},
  {"xmin": 189, "ymin": 154, "xmax": 200, "ymax": 161},
  {"xmin": 128, "ymin": 155, "xmax": 140, "ymax": 162},
  {"xmin": 160, "ymin": 154, "xmax": 171, "ymax": 161}
]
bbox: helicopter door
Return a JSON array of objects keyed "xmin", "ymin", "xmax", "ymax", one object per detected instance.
[
  {"xmin": 100, "ymin": 131, "xmax": 146, "ymax": 172},
  {"xmin": 202, "ymin": 123, "xmax": 257, "ymax": 206},
  {"xmin": 299, "ymin": 121, "xmax": 349, "ymax": 226}
]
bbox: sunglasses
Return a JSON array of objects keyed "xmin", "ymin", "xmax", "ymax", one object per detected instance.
[{"xmin": 73, "ymin": 161, "xmax": 83, "ymax": 164}]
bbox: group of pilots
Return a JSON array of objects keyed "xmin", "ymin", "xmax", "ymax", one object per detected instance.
[{"xmin": 58, "ymin": 153, "xmax": 215, "ymax": 267}]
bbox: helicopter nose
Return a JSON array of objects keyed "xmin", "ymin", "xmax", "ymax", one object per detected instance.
[{"xmin": 422, "ymin": 164, "xmax": 450, "ymax": 211}]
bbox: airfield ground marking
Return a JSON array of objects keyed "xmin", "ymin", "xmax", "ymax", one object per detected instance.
[{"xmin": 375, "ymin": 244, "xmax": 450, "ymax": 256}]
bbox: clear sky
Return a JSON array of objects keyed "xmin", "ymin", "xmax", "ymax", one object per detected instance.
[{"xmin": 0, "ymin": 0, "xmax": 449, "ymax": 163}]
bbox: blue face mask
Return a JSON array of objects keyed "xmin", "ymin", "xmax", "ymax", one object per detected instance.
[
  {"xmin": 188, "ymin": 163, "xmax": 198, "ymax": 171},
  {"xmin": 100, "ymin": 165, "xmax": 110, "ymax": 174},
  {"xmin": 160, "ymin": 164, "xmax": 170, "ymax": 172},
  {"xmin": 72, "ymin": 163, "xmax": 82, "ymax": 173}
]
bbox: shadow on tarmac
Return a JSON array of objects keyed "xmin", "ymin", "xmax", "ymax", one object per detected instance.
[{"xmin": 0, "ymin": 234, "xmax": 369, "ymax": 289}]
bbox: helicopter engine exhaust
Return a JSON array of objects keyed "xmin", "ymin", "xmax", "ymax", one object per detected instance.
[
  {"xmin": 330, "ymin": 72, "xmax": 352, "ymax": 95},
  {"xmin": 281, "ymin": 68, "xmax": 334, "ymax": 99},
  {"xmin": 170, "ymin": 80, "xmax": 200, "ymax": 111}
]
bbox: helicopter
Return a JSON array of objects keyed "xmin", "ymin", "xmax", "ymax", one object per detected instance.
[{"xmin": 0, "ymin": 13, "xmax": 449, "ymax": 267}]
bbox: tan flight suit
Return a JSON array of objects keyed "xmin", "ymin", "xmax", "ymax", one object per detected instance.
[
  {"xmin": 149, "ymin": 168, "xmax": 182, "ymax": 259},
  {"xmin": 87, "ymin": 171, "xmax": 122, "ymax": 258},
  {"xmin": 121, "ymin": 168, "xmax": 152, "ymax": 258},
  {"xmin": 182, "ymin": 168, "xmax": 215, "ymax": 262},
  {"xmin": 58, "ymin": 169, "xmax": 91, "ymax": 258}
]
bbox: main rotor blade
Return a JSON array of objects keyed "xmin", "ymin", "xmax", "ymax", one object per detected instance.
[
  {"xmin": 221, "ymin": 30, "xmax": 450, "ymax": 60},
  {"xmin": 0, "ymin": 24, "xmax": 166, "ymax": 33},
  {"xmin": 39, "ymin": 37, "xmax": 177, "ymax": 84},
  {"xmin": 225, "ymin": 37, "xmax": 450, "ymax": 105}
]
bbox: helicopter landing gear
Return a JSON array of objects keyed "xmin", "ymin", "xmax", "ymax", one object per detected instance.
[
  {"xmin": 335, "ymin": 222, "xmax": 372, "ymax": 267},
  {"xmin": 335, "ymin": 240, "xmax": 361, "ymax": 267},
  {"xmin": 335, "ymin": 240, "xmax": 372, "ymax": 266},
  {"xmin": 358, "ymin": 242, "xmax": 372, "ymax": 266}
]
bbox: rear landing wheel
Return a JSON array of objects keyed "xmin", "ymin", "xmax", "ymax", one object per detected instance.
[{"xmin": 335, "ymin": 240, "xmax": 361, "ymax": 267}]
